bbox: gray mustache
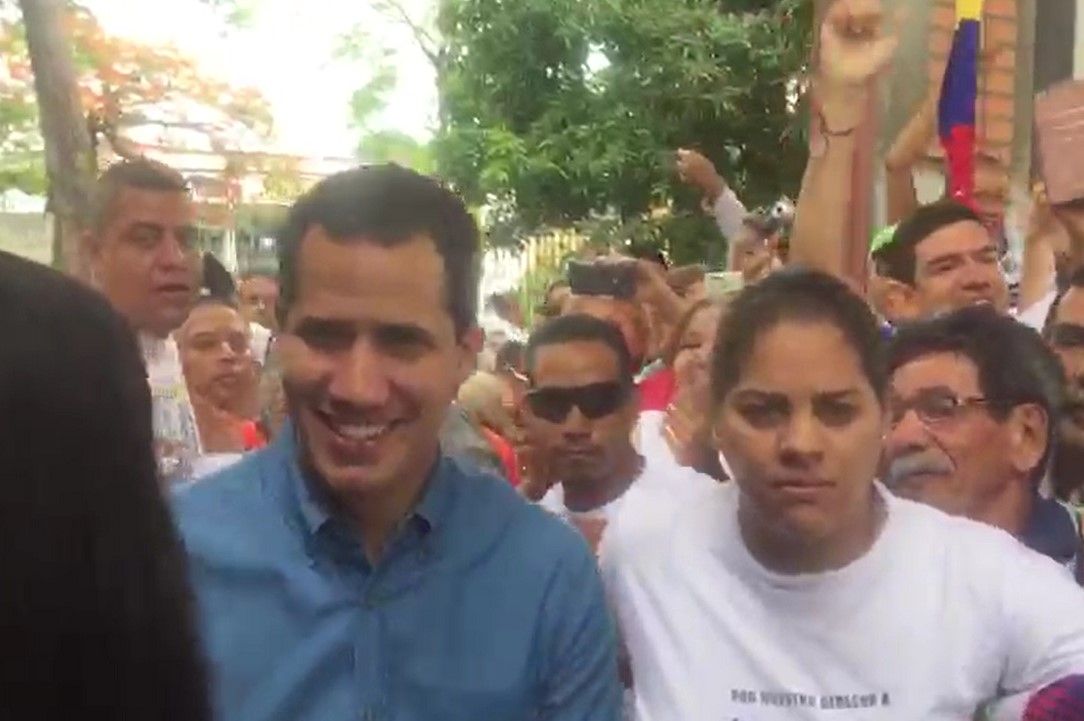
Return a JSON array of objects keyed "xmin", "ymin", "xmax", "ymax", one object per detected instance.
[{"xmin": 884, "ymin": 453, "xmax": 954, "ymax": 489}]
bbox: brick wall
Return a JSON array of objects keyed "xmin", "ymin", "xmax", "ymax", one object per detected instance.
[{"xmin": 926, "ymin": 0, "xmax": 1019, "ymax": 166}]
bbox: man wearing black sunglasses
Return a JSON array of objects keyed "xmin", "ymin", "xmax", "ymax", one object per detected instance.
[
  {"xmin": 884, "ymin": 306, "xmax": 1082, "ymax": 581},
  {"xmin": 522, "ymin": 315, "xmax": 644, "ymax": 547}
]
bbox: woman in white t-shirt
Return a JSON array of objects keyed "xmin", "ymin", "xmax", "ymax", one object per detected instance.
[{"xmin": 601, "ymin": 267, "xmax": 1084, "ymax": 721}]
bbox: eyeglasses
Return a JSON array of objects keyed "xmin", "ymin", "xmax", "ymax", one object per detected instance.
[
  {"xmin": 525, "ymin": 381, "xmax": 629, "ymax": 423},
  {"xmin": 1047, "ymin": 323, "xmax": 1084, "ymax": 350},
  {"xmin": 887, "ymin": 389, "xmax": 989, "ymax": 428}
]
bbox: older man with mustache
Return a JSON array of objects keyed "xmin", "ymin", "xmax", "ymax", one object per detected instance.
[{"xmin": 883, "ymin": 305, "xmax": 1084, "ymax": 581}]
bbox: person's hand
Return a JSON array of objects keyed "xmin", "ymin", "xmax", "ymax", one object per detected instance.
[
  {"xmin": 676, "ymin": 149, "xmax": 726, "ymax": 202},
  {"xmin": 632, "ymin": 258, "xmax": 671, "ymax": 304},
  {"xmin": 663, "ymin": 387, "xmax": 709, "ymax": 469},
  {"xmin": 818, "ymin": 0, "xmax": 900, "ymax": 128},
  {"xmin": 1026, "ymin": 183, "xmax": 1063, "ymax": 242}
]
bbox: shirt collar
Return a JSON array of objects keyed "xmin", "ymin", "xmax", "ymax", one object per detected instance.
[{"xmin": 272, "ymin": 422, "xmax": 457, "ymax": 539}]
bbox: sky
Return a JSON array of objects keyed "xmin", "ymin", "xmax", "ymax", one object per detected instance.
[{"xmin": 84, "ymin": 0, "xmax": 438, "ymax": 159}]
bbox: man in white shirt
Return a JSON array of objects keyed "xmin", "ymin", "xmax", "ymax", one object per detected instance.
[
  {"xmin": 883, "ymin": 305, "xmax": 1083, "ymax": 581},
  {"xmin": 86, "ymin": 158, "xmax": 202, "ymax": 483},
  {"xmin": 525, "ymin": 313, "xmax": 714, "ymax": 539},
  {"xmin": 524, "ymin": 313, "xmax": 643, "ymax": 543}
]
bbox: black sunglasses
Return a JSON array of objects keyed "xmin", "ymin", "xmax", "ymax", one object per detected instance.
[{"xmin": 525, "ymin": 381, "xmax": 629, "ymax": 423}]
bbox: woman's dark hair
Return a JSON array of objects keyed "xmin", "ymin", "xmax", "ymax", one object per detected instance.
[
  {"xmin": 0, "ymin": 251, "xmax": 211, "ymax": 721},
  {"xmin": 710, "ymin": 267, "xmax": 886, "ymax": 406}
]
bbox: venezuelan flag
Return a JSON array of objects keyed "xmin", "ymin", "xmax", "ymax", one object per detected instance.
[{"xmin": 938, "ymin": 0, "xmax": 983, "ymax": 207}]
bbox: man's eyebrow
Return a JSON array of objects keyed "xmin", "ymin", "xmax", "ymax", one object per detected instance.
[{"xmin": 815, "ymin": 389, "xmax": 861, "ymax": 401}]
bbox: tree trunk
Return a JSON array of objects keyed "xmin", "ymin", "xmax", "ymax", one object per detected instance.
[{"xmin": 17, "ymin": 0, "xmax": 96, "ymax": 278}]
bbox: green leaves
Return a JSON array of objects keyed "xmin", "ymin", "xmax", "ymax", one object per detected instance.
[{"xmin": 433, "ymin": 0, "xmax": 813, "ymax": 261}]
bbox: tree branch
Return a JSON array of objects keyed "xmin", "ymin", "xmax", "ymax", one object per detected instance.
[{"xmin": 380, "ymin": 0, "xmax": 442, "ymax": 68}]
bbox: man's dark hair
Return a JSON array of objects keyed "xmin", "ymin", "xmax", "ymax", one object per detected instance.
[
  {"xmin": 887, "ymin": 304, "xmax": 1065, "ymax": 484},
  {"xmin": 526, "ymin": 313, "xmax": 634, "ymax": 385},
  {"xmin": 495, "ymin": 339, "xmax": 525, "ymax": 372},
  {"xmin": 873, "ymin": 200, "xmax": 986, "ymax": 285},
  {"xmin": 91, "ymin": 158, "xmax": 189, "ymax": 234},
  {"xmin": 276, "ymin": 164, "xmax": 480, "ymax": 334},
  {"xmin": 711, "ymin": 267, "xmax": 886, "ymax": 404},
  {"xmin": 201, "ymin": 253, "xmax": 236, "ymax": 302},
  {"xmin": 0, "ymin": 251, "xmax": 211, "ymax": 721}
]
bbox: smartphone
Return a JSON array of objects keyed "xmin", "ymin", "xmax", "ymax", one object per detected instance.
[
  {"xmin": 568, "ymin": 260, "xmax": 638, "ymax": 300},
  {"xmin": 704, "ymin": 271, "xmax": 744, "ymax": 299},
  {"xmin": 1035, "ymin": 79, "xmax": 1084, "ymax": 205}
]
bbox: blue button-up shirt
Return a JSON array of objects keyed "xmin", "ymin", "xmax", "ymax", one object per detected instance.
[{"xmin": 174, "ymin": 430, "xmax": 622, "ymax": 721}]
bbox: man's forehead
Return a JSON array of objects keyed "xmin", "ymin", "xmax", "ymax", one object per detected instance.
[
  {"xmin": 915, "ymin": 220, "xmax": 993, "ymax": 260},
  {"xmin": 243, "ymin": 277, "xmax": 277, "ymax": 294},
  {"xmin": 111, "ymin": 186, "xmax": 192, "ymax": 219},
  {"xmin": 184, "ymin": 304, "xmax": 242, "ymax": 329},
  {"xmin": 893, "ymin": 351, "xmax": 980, "ymax": 389},
  {"xmin": 534, "ymin": 339, "xmax": 619, "ymax": 377}
]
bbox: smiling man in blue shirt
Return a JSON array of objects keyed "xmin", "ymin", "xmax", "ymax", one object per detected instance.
[{"xmin": 174, "ymin": 165, "xmax": 622, "ymax": 721}]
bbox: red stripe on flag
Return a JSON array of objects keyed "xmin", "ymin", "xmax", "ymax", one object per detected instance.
[{"xmin": 942, "ymin": 124, "xmax": 977, "ymax": 208}]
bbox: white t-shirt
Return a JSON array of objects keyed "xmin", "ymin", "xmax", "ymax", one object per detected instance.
[
  {"xmin": 542, "ymin": 459, "xmax": 717, "ymax": 721},
  {"xmin": 540, "ymin": 455, "xmax": 717, "ymax": 525},
  {"xmin": 600, "ymin": 481, "xmax": 1084, "ymax": 721}
]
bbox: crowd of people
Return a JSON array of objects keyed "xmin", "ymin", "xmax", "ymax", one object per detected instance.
[{"xmin": 6, "ymin": 0, "xmax": 1084, "ymax": 719}]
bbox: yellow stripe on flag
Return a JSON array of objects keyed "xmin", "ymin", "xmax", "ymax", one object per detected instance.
[{"xmin": 956, "ymin": 0, "xmax": 984, "ymax": 21}]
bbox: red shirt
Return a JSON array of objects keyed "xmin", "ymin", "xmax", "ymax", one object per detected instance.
[
  {"xmin": 481, "ymin": 427, "xmax": 521, "ymax": 487},
  {"xmin": 241, "ymin": 421, "xmax": 267, "ymax": 451},
  {"xmin": 638, "ymin": 367, "xmax": 676, "ymax": 412}
]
